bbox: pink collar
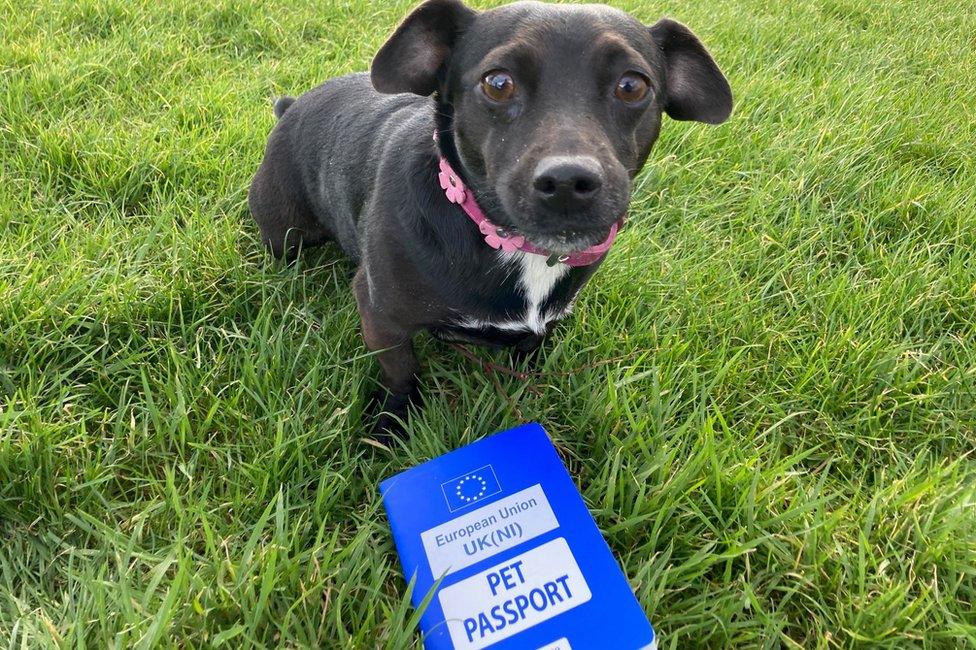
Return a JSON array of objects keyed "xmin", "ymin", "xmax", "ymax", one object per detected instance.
[{"xmin": 437, "ymin": 156, "xmax": 622, "ymax": 267}]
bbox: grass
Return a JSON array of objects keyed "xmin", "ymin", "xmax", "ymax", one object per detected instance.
[{"xmin": 1, "ymin": 0, "xmax": 974, "ymax": 646}]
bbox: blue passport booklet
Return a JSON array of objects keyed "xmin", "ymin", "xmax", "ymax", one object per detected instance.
[{"xmin": 380, "ymin": 423, "xmax": 657, "ymax": 650}]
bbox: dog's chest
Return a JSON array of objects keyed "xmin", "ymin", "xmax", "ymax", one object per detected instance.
[{"xmin": 454, "ymin": 252, "xmax": 574, "ymax": 336}]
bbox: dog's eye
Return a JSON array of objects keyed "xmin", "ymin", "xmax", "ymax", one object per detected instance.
[
  {"xmin": 481, "ymin": 71, "xmax": 516, "ymax": 102},
  {"xmin": 615, "ymin": 72, "xmax": 651, "ymax": 103}
]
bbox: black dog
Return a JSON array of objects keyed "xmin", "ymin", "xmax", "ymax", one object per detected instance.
[{"xmin": 248, "ymin": 0, "xmax": 732, "ymax": 435}]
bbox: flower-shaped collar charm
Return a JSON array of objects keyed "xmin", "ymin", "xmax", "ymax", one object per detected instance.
[
  {"xmin": 479, "ymin": 222, "xmax": 526, "ymax": 253},
  {"xmin": 438, "ymin": 159, "xmax": 466, "ymax": 204}
]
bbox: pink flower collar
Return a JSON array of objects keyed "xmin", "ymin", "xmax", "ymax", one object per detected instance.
[{"xmin": 436, "ymin": 154, "xmax": 623, "ymax": 267}]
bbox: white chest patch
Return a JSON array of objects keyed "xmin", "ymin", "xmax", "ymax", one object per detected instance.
[
  {"xmin": 456, "ymin": 252, "xmax": 573, "ymax": 335},
  {"xmin": 512, "ymin": 252, "xmax": 571, "ymax": 333}
]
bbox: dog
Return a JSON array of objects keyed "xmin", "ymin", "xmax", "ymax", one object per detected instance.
[{"xmin": 248, "ymin": 0, "xmax": 732, "ymax": 435}]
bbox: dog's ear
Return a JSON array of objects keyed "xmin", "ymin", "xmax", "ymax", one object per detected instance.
[
  {"xmin": 649, "ymin": 19, "xmax": 732, "ymax": 124},
  {"xmin": 371, "ymin": 0, "xmax": 476, "ymax": 96}
]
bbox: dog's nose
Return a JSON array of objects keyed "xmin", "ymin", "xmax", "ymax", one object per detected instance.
[{"xmin": 532, "ymin": 156, "xmax": 604, "ymax": 211}]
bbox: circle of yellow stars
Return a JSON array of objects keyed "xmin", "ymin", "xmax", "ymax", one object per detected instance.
[{"xmin": 455, "ymin": 475, "xmax": 488, "ymax": 504}]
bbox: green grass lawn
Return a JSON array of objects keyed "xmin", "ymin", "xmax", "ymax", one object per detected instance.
[{"xmin": 1, "ymin": 0, "xmax": 975, "ymax": 646}]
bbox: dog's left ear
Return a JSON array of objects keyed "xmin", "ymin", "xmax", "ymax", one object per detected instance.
[
  {"xmin": 650, "ymin": 19, "xmax": 733, "ymax": 124},
  {"xmin": 371, "ymin": 0, "xmax": 477, "ymax": 96}
]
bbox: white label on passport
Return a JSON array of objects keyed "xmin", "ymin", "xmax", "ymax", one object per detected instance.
[
  {"xmin": 421, "ymin": 484, "xmax": 558, "ymax": 577},
  {"xmin": 537, "ymin": 638, "xmax": 572, "ymax": 650},
  {"xmin": 438, "ymin": 538, "xmax": 592, "ymax": 650}
]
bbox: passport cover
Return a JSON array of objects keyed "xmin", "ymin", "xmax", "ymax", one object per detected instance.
[{"xmin": 380, "ymin": 423, "xmax": 657, "ymax": 650}]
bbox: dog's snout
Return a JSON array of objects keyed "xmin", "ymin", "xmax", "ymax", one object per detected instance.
[{"xmin": 532, "ymin": 156, "xmax": 604, "ymax": 211}]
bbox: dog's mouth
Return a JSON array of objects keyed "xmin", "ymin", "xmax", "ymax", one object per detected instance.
[
  {"xmin": 518, "ymin": 222, "xmax": 620, "ymax": 255},
  {"xmin": 492, "ymin": 180, "xmax": 630, "ymax": 255},
  {"xmin": 504, "ymin": 219, "xmax": 623, "ymax": 255}
]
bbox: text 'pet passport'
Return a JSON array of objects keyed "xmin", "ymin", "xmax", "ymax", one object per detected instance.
[{"xmin": 380, "ymin": 423, "xmax": 657, "ymax": 650}]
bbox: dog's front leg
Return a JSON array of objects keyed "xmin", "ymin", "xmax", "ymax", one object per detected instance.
[{"xmin": 354, "ymin": 269, "xmax": 421, "ymax": 437}]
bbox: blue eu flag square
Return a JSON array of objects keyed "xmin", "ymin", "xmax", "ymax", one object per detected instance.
[{"xmin": 440, "ymin": 465, "xmax": 502, "ymax": 512}]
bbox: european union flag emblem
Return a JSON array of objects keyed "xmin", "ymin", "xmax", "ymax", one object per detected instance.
[{"xmin": 440, "ymin": 465, "xmax": 502, "ymax": 512}]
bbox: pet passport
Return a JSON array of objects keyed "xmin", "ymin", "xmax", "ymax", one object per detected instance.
[{"xmin": 380, "ymin": 423, "xmax": 657, "ymax": 650}]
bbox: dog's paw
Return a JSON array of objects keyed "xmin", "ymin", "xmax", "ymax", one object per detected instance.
[
  {"xmin": 371, "ymin": 410, "xmax": 408, "ymax": 440},
  {"xmin": 366, "ymin": 385, "xmax": 422, "ymax": 441}
]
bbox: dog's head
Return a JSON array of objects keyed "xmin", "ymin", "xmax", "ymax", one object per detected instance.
[{"xmin": 371, "ymin": 0, "xmax": 732, "ymax": 254}]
